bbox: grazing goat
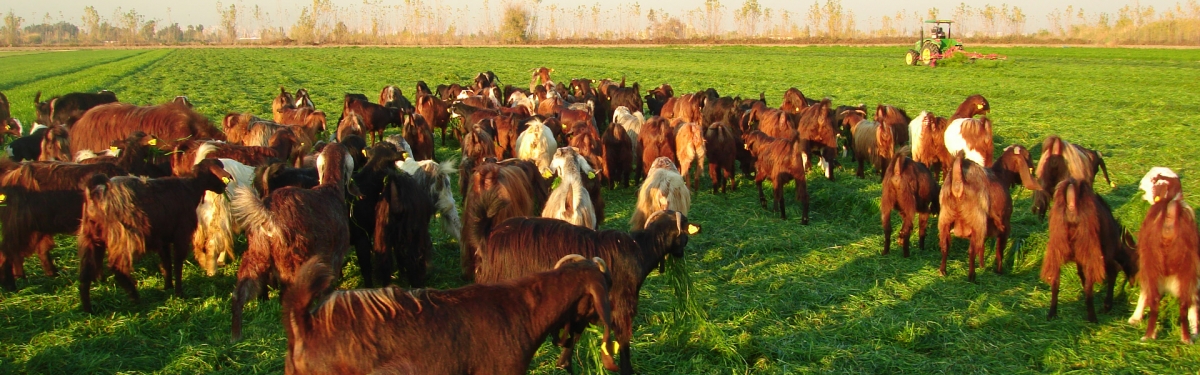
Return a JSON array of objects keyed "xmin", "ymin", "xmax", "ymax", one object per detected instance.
[
  {"xmin": 937, "ymin": 150, "xmax": 1041, "ymax": 282},
  {"xmin": 170, "ymin": 127, "xmax": 301, "ymax": 176},
  {"xmin": 335, "ymin": 111, "xmax": 364, "ymax": 142},
  {"xmin": 341, "ymin": 94, "xmax": 402, "ymax": 144},
  {"xmin": 69, "ymin": 103, "xmax": 226, "ymax": 154},
  {"xmin": 847, "ymin": 109, "xmax": 896, "ymax": 179},
  {"xmin": 542, "ymin": 147, "xmax": 598, "ymax": 229},
  {"xmin": 644, "ymin": 83, "xmax": 674, "ymax": 116},
  {"xmin": 253, "ymin": 162, "xmax": 318, "ymax": 197},
  {"xmin": 6, "ymin": 124, "xmax": 49, "ymax": 161},
  {"xmin": 743, "ymin": 130, "xmax": 811, "ymax": 223},
  {"xmin": 1129, "ymin": 168, "xmax": 1200, "ymax": 343},
  {"xmin": 637, "ymin": 116, "xmax": 677, "ymax": 178},
  {"xmin": 674, "ymin": 121, "xmax": 707, "ymax": 190},
  {"xmin": 602, "ymin": 120, "xmax": 634, "ymax": 189},
  {"xmin": 192, "ymin": 158, "xmax": 256, "ymax": 276},
  {"xmin": 272, "ymin": 107, "xmax": 326, "ymax": 148},
  {"xmin": 0, "ymin": 92, "xmax": 20, "ymax": 143},
  {"xmin": 881, "ymin": 157, "xmax": 940, "ymax": 257},
  {"xmin": 515, "ymin": 119, "xmax": 558, "ymax": 171},
  {"xmin": 459, "ymin": 123, "xmax": 497, "ymax": 197},
  {"xmin": 704, "ymin": 121, "xmax": 738, "ymax": 193},
  {"xmin": 415, "ymin": 94, "xmax": 453, "ymax": 145},
  {"xmin": 38, "ymin": 125, "xmax": 71, "ymax": 162},
  {"xmin": 0, "ymin": 161, "xmax": 127, "ymax": 290},
  {"xmin": 477, "ymin": 211, "xmax": 698, "ymax": 374},
  {"xmin": 77, "ymin": 159, "xmax": 233, "ymax": 312},
  {"xmin": 222, "ymin": 113, "xmax": 265, "ymax": 145},
  {"xmin": 630, "ymin": 157, "xmax": 692, "ymax": 230},
  {"xmin": 379, "ymin": 85, "xmax": 415, "ymax": 114},
  {"xmin": 229, "ymin": 142, "xmax": 356, "ymax": 341},
  {"xmin": 284, "ymin": 255, "xmax": 617, "ymax": 375},
  {"xmin": 797, "ymin": 98, "xmax": 838, "ymax": 180},
  {"xmin": 1042, "ymin": 178, "xmax": 1139, "ymax": 323},
  {"xmin": 780, "ymin": 87, "xmax": 818, "ymax": 113},
  {"xmin": 460, "ymin": 159, "xmax": 546, "ymax": 281},
  {"xmin": 403, "ymin": 113, "xmax": 436, "ymax": 161},
  {"xmin": 1031, "ymin": 135, "xmax": 1116, "ymax": 220},
  {"xmin": 361, "ymin": 143, "xmax": 438, "ymax": 288}
]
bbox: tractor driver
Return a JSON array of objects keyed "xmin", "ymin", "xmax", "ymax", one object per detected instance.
[{"xmin": 932, "ymin": 26, "xmax": 945, "ymax": 39}]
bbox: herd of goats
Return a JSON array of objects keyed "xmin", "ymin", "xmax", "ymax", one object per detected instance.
[{"xmin": 0, "ymin": 65, "xmax": 1195, "ymax": 374}]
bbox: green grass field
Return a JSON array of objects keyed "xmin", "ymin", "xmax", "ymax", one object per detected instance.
[{"xmin": 1, "ymin": 46, "xmax": 1199, "ymax": 374}]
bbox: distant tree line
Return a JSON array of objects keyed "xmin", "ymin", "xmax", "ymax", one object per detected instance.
[{"xmin": 1, "ymin": 0, "xmax": 1198, "ymax": 47}]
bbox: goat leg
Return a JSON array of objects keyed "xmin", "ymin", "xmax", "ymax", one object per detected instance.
[
  {"xmin": 1102, "ymin": 265, "xmax": 1119, "ymax": 313},
  {"xmin": 898, "ymin": 213, "xmax": 915, "ymax": 258},
  {"xmin": 172, "ymin": 235, "xmax": 188, "ymax": 297},
  {"xmin": 34, "ymin": 234, "xmax": 57, "ymax": 277},
  {"xmin": 796, "ymin": 177, "xmax": 809, "ymax": 225},
  {"xmin": 756, "ymin": 178, "xmax": 767, "ymax": 209},
  {"xmin": 1048, "ymin": 275, "xmax": 1060, "ymax": 320},
  {"xmin": 1182, "ymin": 299, "xmax": 1195, "ymax": 344},
  {"xmin": 917, "ymin": 212, "xmax": 930, "ymax": 252},
  {"xmin": 995, "ymin": 232, "xmax": 1008, "ymax": 274},
  {"xmin": 881, "ymin": 208, "xmax": 893, "ymax": 256},
  {"xmin": 1078, "ymin": 265, "xmax": 1097, "ymax": 323},
  {"xmin": 938, "ymin": 232, "xmax": 951, "ymax": 277},
  {"xmin": 1144, "ymin": 290, "xmax": 1161, "ymax": 341},
  {"xmin": 113, "ymin": 269, "xmax": 140, "ymax": 304},
  {"xmin": 1, "ymin": 260, "xmax": 16, "ymax": 291}
]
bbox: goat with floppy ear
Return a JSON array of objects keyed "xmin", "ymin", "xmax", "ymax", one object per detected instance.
[
  {"xmin": 542, "ymin": 147, "xmax": 598, "ymax": 229},
  {"xmin": 77, "ymin": 159, "xmax": 234, "ymax": 313}
]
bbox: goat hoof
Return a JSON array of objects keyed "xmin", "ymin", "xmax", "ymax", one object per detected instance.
[{"xmin": 1129, "ymin": 317, "xmax": 1142, "ymax": 325}]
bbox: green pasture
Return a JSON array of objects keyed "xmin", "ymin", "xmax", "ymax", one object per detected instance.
[{"xmin": 1, "ymin": 45, "xmax": 1199, "ymax": 374}]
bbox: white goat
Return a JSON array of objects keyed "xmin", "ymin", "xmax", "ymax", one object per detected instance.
[{"xmin": 541, "ymin": 147, "xmax": 597, "ymax": 229}]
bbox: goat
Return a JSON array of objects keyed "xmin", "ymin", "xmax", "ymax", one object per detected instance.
[
  {"xmin": 797, "ymin": 98, "xmax": 838, "ymax": 180},
  {"xmin": 944, "ymin": 117, "xmax": 994, "ymax": 167},
  {"xmin": 69, "ymin": 102, "xmax": 226, "ymax": 154},
  {"xmin": 637, "ymin": 116, "xmax": 677, "ymax": 178},
  {"xmin": 1129, "ymin": 168, "xmax": 1200, "ymax": 343},
  {"xmin": 460, "ymin": 122, "xmax": 497, "ymax": 197},
  {"xmin": 644, "ymin": 83, "xmax": 674, "ymax": 116},
  {"xmin": 77, "ymin": 159, "xmax": 233, "ymax": 312},
  {"xmin": 937, "ymin": 149, "xmax": 1041, "ymax": 282},
  {"xmin": 36, "ymin": 90, "xmax": 119, "ymax": 127},
  {"xmin": 780, "ymin": 87, "xmax": 818, "ymax": 113},
  {"xmin": 743, "ymin": 130, "xmax": 811, "ymax": 223},
  {"xmin": 272, "ymin": 107, "xmax": 326, "ymax": 148},
  {"xmin": 271, "ymin": 87, "xmax": 296, "ymax": 121},
  {"xmin": 335, "ymin": 111, "xmax": 364, "ymax": 143},
  {"xmin": 542, "ymin": 147, "xmax": 598, "ymax": 229},
  {"xmin": 950, "ymin": 94, "xmax": 990, "ymax": 120},
  {"xmin": 0, "ymin": 92, "xmax": 20, "ymax": 143},
  {"xmin": 908, "ymin": 111, "xmax": 952, "ymax": 180},
  {"xmin": 229, "ymin": 142, "xmax": 357, "ymax": 341},
  {"xmin": 704, "ymin": 121, "xmax": 738, "ymax": 194},
  {"xmin": 1031, "ymin": 135, "xmax": 1116, "ymax": 220},
  {"xmin": 37, "ymin": 125, "xmax": 71, "ymax": 162},
  {"xmin": 1042, "ymin": 178, "xmax": 1139, "ymax": 323},
  {"xmin": 874, "ymin": 104, "xmax": 911, "ymax": 147},
  {"xmin": 379, "ymin": 85, "xmax": 415, "ymax": 114},
  {"xmin": 674, "ymin": 121, "xmax": 707, "ymax": 190},
  {"xmin": 222, "ymin": 113, "xmax": 265, "ymax": 145},
  {"xmin": 476, "ymin": 211, "xmax": 698, "ymax": 374},
  {"xmin": 6, "ymin": 124, "xmax": 49, "ymax": 161},
  {"xmin": 515, "ymin": 119, "xmax": 557, "ymax": 171},
  {"xmin": 170, "ymin": 127, "xmax": 301, "ymax": 176},
  {"xmin": 415, "ymin": 94, "xmax": 453, "ymax": 145},
  {"xmin": 341, "ymin": 94, "xmax": 402, "ymax": 144},
  {"xmin": 602, "ymin": 120, "xmax": 634, "ymax": 189},
  {"xmin": 284, "ymin": 255, "xmax": 617, "ymax": 375},
  {"xmin": 881, "ymin": 157, "xmax": 940, "ymax": 257},
  {"xmin": 460, "ymin": 159, "xmax": 546, "ymax": 281},
  {"xmin": 0, "ymin": 161, "xmax": 127, "ymax": 290},
  {"xmin": 847, "ymin": 109, "xmax": 895, "ymax": 179},
  {"xmin": 398, "ymin": 157, "xmax": 462, "ymax": 244},
  {"xmin": 402, "ymin": 113, "xmax": 436, "ymax": 161},
  {"xmin": 192, "ymin": 158, "xmax": 257, "ymax": 277},
  {"xmin": 630, "ymin": 157, "xmax": 692, "ymax": 230}
]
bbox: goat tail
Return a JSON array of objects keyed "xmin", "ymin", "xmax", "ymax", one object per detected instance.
[
  {"xmin": 1097, "ymin": 151, "xmax": 1115, "ymax": 187},
  {"xmin": 286, "ymin": 258, "xmax": 335, "ymax": 323},
  {"xmin": 192, "ymin": 191, "xmax": 234, "ymax": 277},
  {"xmin": 950, "ymin": 157, "xmax": 964, "ymax": 198},
  {"xmin": 230, "ymin": 185, "xmax": 280, "ymax": 238},
  {"xmin": 373, "ymin": 189, "xmax": 394, "ymax": 255}
]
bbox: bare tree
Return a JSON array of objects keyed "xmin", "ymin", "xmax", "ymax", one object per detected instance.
[
  {"xmin": 500, "ymin": 1, "xmax": 531, "ymax": 43},
  {"xmin": 735, "ymin": 0, "xmax": 763, "ymax": 37},
  {"xmin": 2, "ymin": 10, "xmax": 23, "ymax": 46},
  {"xmin": 218, "ymin": 3, "xmax": 238, "ymax": 43},
  {"xmin": 704, "ymin": 0, "xmax": 724, "ymax": 37}
]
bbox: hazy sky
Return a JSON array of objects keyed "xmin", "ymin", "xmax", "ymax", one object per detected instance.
[{"xmin": 6, "ymin": 0, "xmax": 1178, "ymax": 33}]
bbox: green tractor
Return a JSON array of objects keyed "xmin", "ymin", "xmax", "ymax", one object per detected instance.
[
  {"xmin": 904, "ymin": 19, "xmax": 1006, "ymax": 66},
  {"xmin": 905, "ymin": 20, "xmax": 961, "ymax": 66}
]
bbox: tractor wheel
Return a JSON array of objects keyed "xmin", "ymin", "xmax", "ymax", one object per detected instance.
[
  {"xmin": 905, "ymin": 49, "xmax": 920, "ymax": 66},
  {"xmin": 920, "ymin": 43, "xmax": 941, "ymax": 65}
]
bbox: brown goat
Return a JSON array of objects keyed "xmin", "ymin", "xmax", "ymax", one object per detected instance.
[
  {"xmin": 847, "ymin": 110, "xmax": 895, "ymax": 179},
  {"xmin": 637, "ymin": 116, "xmax": 677, "ymax": 178},
  {"xmin": 403, "ymin": 113, "xmax": 436, "ymax": 161},
  {"xmin": 68, "ymin": 103, "xmax": 226, "ymax": 155},
  {"xmin": 704, "ymin": 121, "xmax": 738, "ymax": 194},
  {"xmin": 272, "ymin": 107, "xmax": 326, "ymax": 148},
  {"xmin": 797, "ymin": 98, "xmax": 838, "ymax": 180},
  {"xmin": 229, "ymin": 142, "xmax": 356, "ymax": 341},
  {"xmin": 0, "ymin": 161, "xmax": 128, "ymax": 290},
  {"xmin": 602, "ymin": 121, "xmax": 635, "ymax": 189},
  {"xmin": 271, "ymin": 87, "xmax": 296, "ymax": 121},
  {"xmin": 284, "ymin": 255, "xmax": 617, "ymax": 375},
  {"xmin": 170, "ymin": 128, "xmax": 301, "ymax": 176},
  {"xmin": 1132, "ymin": 170, "xmax": 1199, "ymax": 343},
  {"xmin": 77, "ymin": 159, "xmax": 233, "ymax": 312},
  {"xmin": 416, "ymin": 94, "xmax": 453, "ymax": 145},
  {"xmin": 1032, "ymin": 135, "xmax": 1116, "ymax": 220},
  {"xmin": 881, "ymin": 157, "xmax": 939, "ymax": 257},
  {"xmin": 1042, "ymin": 178, "xmax": 1139, "ymax": 323},
  {"xmin": 743, "ymin": 130, "xmax": 811, "ymax": 224},
  {"xmin": 476, "ymin": 212, "xmax": 697, "ymax": 374},
  {"xmin": 780, "ymin": 87, "xmax": 818, "ymax": 113},
  {"xmin": 222, "ymin": 113, "xmax": 266, "ymax": 145},
  {"xmin": 950, "ymin": 94, "xmax": 991, "ymax": 120},
  {"xmin": 908, "ymin": 111, "xmax": 952, "ymax": 180},
  {"xmin": 937, "ymin": 150, "xmax": 1041, "ymax": 282},
  {"xmin": 37, "ymin": 125, "xmax": 71, "ymax": 162},
  {"xmin": 874, "ymin": 104, "xmax": 911, "ymax": 147},
  {"xmin": 459, "ymin": 159, "xmax": 546, "ymax": 281},
  {"xmin": 459, "ymin": 122, "xmax": 497, "ymax": 197},
  {"xmin": 674, "ymin": 121, "xmax": 707, "ymax": 190}
]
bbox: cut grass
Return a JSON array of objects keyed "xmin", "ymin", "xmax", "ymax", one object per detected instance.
[{"xmin": 0, "ymin": 46, "xmax": 1199, "ymax": 374}]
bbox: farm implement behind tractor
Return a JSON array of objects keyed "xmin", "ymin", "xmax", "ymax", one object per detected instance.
[{"xmin": 904, "ymin": 20, "xmax": 1007, "ymax": 66}]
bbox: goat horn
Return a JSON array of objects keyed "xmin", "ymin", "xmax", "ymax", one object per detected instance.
[
  {"xmin": 554, "ymin": 254, "xmax": 588, "ymax": 269},
  {"xmin": 592, "ymin": 257, "xmax": 607, "ymax": 274},
  {"xmin": 675, "ymin": 211, "xmax": 682, "ymax": 233}
]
